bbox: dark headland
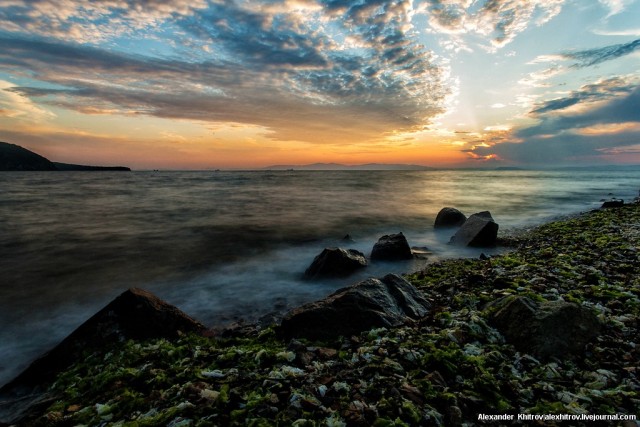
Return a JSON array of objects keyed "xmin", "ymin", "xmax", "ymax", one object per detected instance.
[
  {"xmin": 1, "ymin": 200, "xmax": 638, "ymax": 425},
  {"xmin": 0, "ymin": 142, "xmax": 130, "ymax": 171}
]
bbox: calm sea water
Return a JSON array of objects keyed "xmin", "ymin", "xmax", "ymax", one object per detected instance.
[{"xmin": 1, "ymin": 169, "xmax": 639, "ymax": 386}]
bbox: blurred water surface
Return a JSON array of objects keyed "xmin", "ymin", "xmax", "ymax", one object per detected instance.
[{"xmin": 1, "ymin": 168, "xmax": 638, "ymax": 385}]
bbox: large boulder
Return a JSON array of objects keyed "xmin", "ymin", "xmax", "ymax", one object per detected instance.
[
  {"xmin": 304, "ymin": 247, "xmax": 367, "ymax": 279},
  {"xmin": 434, "ymin": 207, "xmax": 467, "ymax": 228},
  {"xmin": 280, "ymin": 274, "xmax": 430, "ymax": 340},
  {"xmin": 487, "ymin": 296, "xmax": 602, "ymax": 360},
  {"xmin": 449, "ymin": 211, "xmax": 499, "ymax": 247},
  {"xmin": 371, "ymin": 232, "xmax": 413, "ymax": 260},
  {"xmin": 0, "ymin": 288, "xmax": 205, "ymax": 424}
]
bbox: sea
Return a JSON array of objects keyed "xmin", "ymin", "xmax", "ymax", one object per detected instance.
[{"xmin": 1, "ymin": 168, "xmax": 639, "ymax": 386}]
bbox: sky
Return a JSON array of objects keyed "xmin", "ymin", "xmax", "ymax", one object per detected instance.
[{"xmin": 0, "ymin": 0, "xmax": 639, "ymax": 169}]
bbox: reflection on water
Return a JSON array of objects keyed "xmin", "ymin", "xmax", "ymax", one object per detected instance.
[{"xmin": 0, "ymin": 169, "xmax": 638, "ymax": 385}]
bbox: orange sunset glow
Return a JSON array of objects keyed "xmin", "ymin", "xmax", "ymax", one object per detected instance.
[{"xmin": 1, "ymin": 1, "xmax": 639, "ymax": 168}]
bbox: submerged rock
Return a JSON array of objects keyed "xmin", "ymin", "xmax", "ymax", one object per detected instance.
[
  {"xmin": 449, "ymin": 211, "xmax": 499, "ymax": 247},
  {"xmin": 434, "ymin": 207, "xmax": 467, "ymax": 228},
  {"xmin": 371, "ymin": 233, "xmax": 413, "ymax": 260},
  {"xmin": 304, "ymin": 247, "xmax": 367, "ymax": 279},
  {"xmin": 0, "ymin": 288, "xmax": 205, "ymax": 423},
  {"xmin": 280, "ymin": 274, "xmax": 430, "ymax": 340},
  {"xmin": 488, "ymin": 295, "xmax": 602, "ymax": 360},
  {"xmin": 342, "ymin": 234, "xmax": 355, "ymax": 243}
]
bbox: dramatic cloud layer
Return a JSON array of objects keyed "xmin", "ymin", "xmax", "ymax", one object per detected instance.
[
  {"xmin": 422, "ymin": 0, "xmax": 564, "ymax": 50},
  {"xmin": 0, "ymin": 0, "xmax": 454, "ymax": 144},
  {"xmin": 469, "ymin": 77, "xmax": 640, "ymax": 164},
  {"xmin": 565, "ymin": 38, "xmax": 640, "ymax": 68},
  {"xmin": 0, "ymin": 0, "xmax": 639, "ymax": 167}
]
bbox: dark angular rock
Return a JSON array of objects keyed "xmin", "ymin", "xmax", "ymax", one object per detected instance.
[
  {"xmin": 470, "ymin": 211, "xmax": 494, "ymax": 220},
  {"xmin": 304, "ymin": 247, "xmax": 367, "ymax": 279},
  {"xmin": 0, "ymin": 288, "xmax": 205, "ymax": 424},
  {"xmin": 434, "ymin": 207, "xmax": 467, "ymax": 228},
  {"xmin": 488, "ymin": 295, "xmax": 602, "ymax": 360},
  {"xmin": 371, "ymin": 232, "xmax": 413, "ymax": 260},
  {"xmin": 280, "ymin": 274, "xmax": 430, "ymax": 340},
  {"xmin": 449, "ymin": 212, "xmax": 499, "ymax": 247}
]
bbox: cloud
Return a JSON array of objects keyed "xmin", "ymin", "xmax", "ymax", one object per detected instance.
[
  {"xmin": 598, "ymin": 0, "xmax": 634, "ymax": 17},
  {"xmin": 470, "ymin": 130, "xmax": 640, "ymax": 164},
  {"xmin": 529, "ymin": 39, "xmax": 640, "ymax": 72},
  {"xmin": 530, "ymin": 77, "xmax": 633, "ymax": 115},
  {"xmin": 0, "ymin": 79, "xmax": 55, "ymax": 120},
  {"xmin": 0, "ymin": 0, "xmax": 451, "ymax": 144},
  {"xmin": 178, "ymin": 2, "xmax": 331, "ymax": 69},
  {"xmin": 420, "ymin": 0, "xmax": 566, "ymax": 51},
  {"xmin": 466, "ymin": 78, "xmax": 640, "ymax": 164},
  {"xmin": 0, "ymin": 0, "xmax": 208, "ymax": 43},
  {"xmin": 564, "ymin": 38, "xmax": 640, "ymax": 68}
]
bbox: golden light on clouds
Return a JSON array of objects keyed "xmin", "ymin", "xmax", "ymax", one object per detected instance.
[
  {"xmin": 0, "ymin": 0, "xmax": 638, "ymax": 168},
  {"xmin": 573, "ymin": 122, "xmax": 640, "ymax": 136}
]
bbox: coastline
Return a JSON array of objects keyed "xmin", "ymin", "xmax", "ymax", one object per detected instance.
[{"xmin": 2, "ymin": 203, "xmax": 639, "ymax": 425}]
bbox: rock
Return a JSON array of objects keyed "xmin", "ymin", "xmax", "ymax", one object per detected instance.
[
  {"xmin": 304, "ymin": 247, "xmax": 367, "ymax": 279},
  {"xmin": 371, "ymin": 233, "xmax": 413, "ymax": 260},
  {"xmin": 449, "ymin": 211, "xmax": 499, "ymax": 247},
  {"xmin": 470, "ymin": 211, "xmax": 494, "ymax": 220},
  {"xmin": 434, "ymin": 207, "xmax": 467, "ymax": 228},
  {"xmin": 487, "ymin": 296, "xmax": 602, "ymax": 360},
  {"xmin": 411, "ymin": 246, "xmax": 431, "ymax": 260},
  {"xmin": 601, "ymin": 199, "xmax": 624, "ymax": 208},
  {"xmin": 0, "ymin": 288, "xmax": 205, "ymax": 424},
  {"xmin": 280, "ymin": 274, "xmax": 430, "ymax": 340}
]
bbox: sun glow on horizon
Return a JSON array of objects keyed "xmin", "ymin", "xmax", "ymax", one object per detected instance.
[{"xmin": 0, "ymin": 0, "xmax": 639, "ymax": 168}]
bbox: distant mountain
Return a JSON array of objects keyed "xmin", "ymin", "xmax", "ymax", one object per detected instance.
[
  {"xmin": 52, "ymin": 162, "xmax": 130, "ymax": 171},
  {"xmin": 0, "ymin": 142, "xmax": 130, "ymax": 171},
  {"xmin": 263, "ymin": 162, "xmax": 436, "ymax": 171}
]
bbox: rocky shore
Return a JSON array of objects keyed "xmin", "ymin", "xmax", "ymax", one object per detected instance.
[{"xmin": 1, "ymin": 203, "xmax": 639, "ymax": 426}]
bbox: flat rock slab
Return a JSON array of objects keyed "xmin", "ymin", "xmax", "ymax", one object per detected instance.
[
  {"xmin": 304, "ymin": 247, "xmax": 367, "ymax": 279},
  {"xmin": 488, "ymin": 295, "xmax": 602, "ymax": 360},
  {"xmin": 449, "ymin": 211, "xmax": 499, "ymax": 247},
  {"xmin": 280, "ymin": 274, "xmax": 430, "ymax": 340},
  {"xmin": 371, "ymin": 232, "xmax": 413, "ymax": 260}
]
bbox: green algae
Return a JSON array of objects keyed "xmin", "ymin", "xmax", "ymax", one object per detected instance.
[{"xmin": 21, "ymin": 204, "xmax": 640, "ymax": 426}]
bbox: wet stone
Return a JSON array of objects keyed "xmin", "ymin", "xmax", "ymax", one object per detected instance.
[{"xmin": 488, "ymin": 295, "xmax": 602, "ymax": 360}]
